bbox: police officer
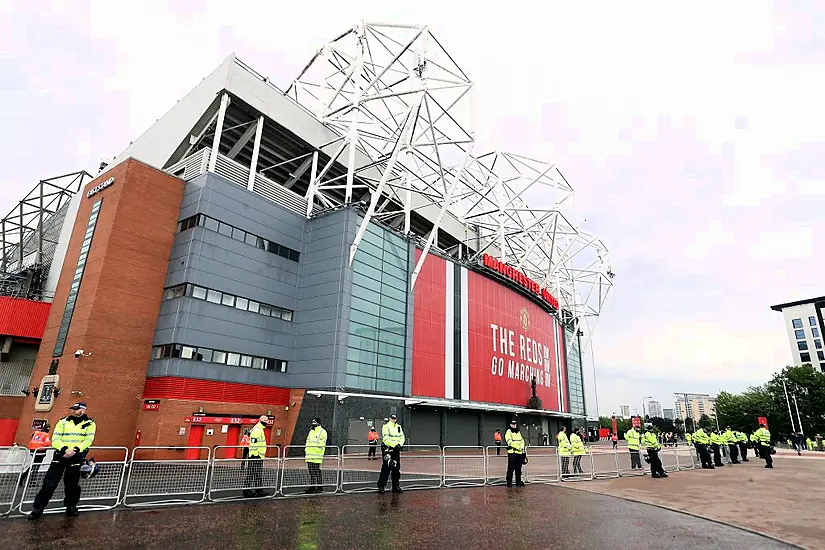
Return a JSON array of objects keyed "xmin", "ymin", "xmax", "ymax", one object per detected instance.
[
  {"xmin": 723, "ymin": 426, "xmax": 740, "ymax": 464},
  {"xmin": 378, "ymin": 413, "xmax": 405, "ymax": 494},
  {"xmin": 504, "ymin": 418, "xmax": 525, "ymax": 486},
  {"xmin": 304, "ymin": 417, "xmax": 327, "ymax": 493},
  {"xmin": 643, "ymin": 424, "xmax": 668, "ymax": 478},
  {"xmin": 28, "ymin": 402, "xmax": 96, "ymax": 519},
  {"xmin": 755, "ymin": 422, "xmax": 773, "ymax": 469},
  {"xmin": 557, "ymin": 426, "xmax": 571, "ymax": 475},
  {"xmin": 710, "ymin": 428, "xmax": 725, "ymax": 467},
  {"xmin": 624, "ymin": 425, "xmax": 643, "ymax": 470},
  {"xmin": 736, "ymin": 430, "xmax": 749, "ymax": 462},
  {"xmin": 692, "ymin": 427, "xmax": 713, "ymax": 469},
  {"xmin": 243, "ymin": 415, "xmax": 270, "ymax": 498}
]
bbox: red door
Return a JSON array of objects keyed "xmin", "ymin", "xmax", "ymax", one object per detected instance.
[
  {"xmin": 186, "ymin": 425, "xmax": 204, "ymax": 460},
  {"xmin": 0, "ymin": 419, "xmax": 19, "ymax": 445},
  {"xmin": 224, "ymin": 425, "xmax": 241, "ymax": 458}
]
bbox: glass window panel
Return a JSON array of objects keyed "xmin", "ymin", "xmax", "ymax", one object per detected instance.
[
  {"xmin": 347, "ymin": 345, "xmax": 377, "ymax": 366},
  {"xmin": 270, "ymin": 308, "xmax": 282, "ymax": 319},
  {"xmin": 221, "ymin": 293, "xmax": 235, "ymax": 307},
  {"xmin": 814, "ymin": 327, "xmax": 821, "ymax": 338},
  {"xmin": 353, "ymin": 262, "xmax": 383, "ymax": 284},
  {"xmin": 282, "ymin": 310, "xmax": 293, "ymax": 322},
  {"xmin": 360, "ymin": 229, "xmax": 383, "ymax": 247},
  {"xmin": 227, "ymin": 353, "xmax": 241, "ymax": 366},
  {"xmin": 795, "ymin": 329, "xmax": 806, "ymax": 340},
  {"xmin": 245, "ymin": 232, "xmax": 258, "ymax": 246},
  {"xmin": 192, "ymin": 286, "xmax": 207, "ymax": 300},
  {"xmin": 235, "ymin": 297, "xmax": 248, "ymax": 310},
  {"xmin": 378, "ymin": 341, "xmax": 404, "ymax": 358},
  {"xmin": 798, "ymin": 341, "xmax": 809, "ymax": 351},
  {"xmin": 351, "ymin": 299, "xmax": 380, "ymax": 318},
  {"xmin": 240, "ymin": 355, "xmax": 253, "ymax": 367},
  {"xmin": 358, "ymin": 240, "xmax": 383, "ymax": 260},
  {"xmin": 259, "ymin": 304, "xmax": 272, "ymax": 316},
  {"xmin": 380, "ymin": 307, "xmax": 406, "ymax": 325},
  {"xmin": 197, "ymin": 349, "xmax": 213, "ymax": 362},
  {"xmin": 810, "ymin": 316, "xmax": 817, "ymax": 327},
  {"xmin": 204, "ymin": 217, "xmax": 219, "ymax": 231},
  {"xmin": 266, "ymin": 241, "xmax": 279, "ymax": 254},
  {"xmin": 818, "ymin": 351, "xmax": 825, "ymax": 361},
  {"xmin": 255, "ymin": 237, "xmax": 266, "ymax": 250},
  {"xmin": 378, "ymin": 330, "xmax": 405, "ymax": 347},
  {"xmin": 383, "ymin": 239, "xmax": 407, "ymax": 258},
  {"xmin": 229, "ymin": 227, "xmax": 243, "ymax": 241},
  {"xmin": 350, "ymin": 310, "xmax": 380, "ymax": 328},
  {"xmin": 181, "ymin": 346, "xmax": 195, "ymax": 359},
  {"xmin": 358, "ymin": 362, "xmax": 377, "ymax": 378},
  {"xmin": 349, "ymin": 321, "xmax": 380, "ymax": 340},
  {"xmin": 218, "ymin": 223, "xmax": 233, "ymax": 237},
  {"xmin": 213, "ymin": 351, "xmax": 227, "ymax": 364},
  {"xmin": 348, "ymin": 334, "xmax": 378, "ymax": 355},
  {"xmin": 252, "ymin": 357, "xmax": 265, "ymax": 369},
  {"xmin": 792, "ymin": 318, "xmax": 803, "ymax": 328},
  {"xmin": 206, "ymin": 289, "xmax": 222, "ymax": 303},
  {"xmin": 153, "ymin": 347, "xmax": 162, "ymax": 359},
  {"xmin": 383, "ymin": 252, "xmax": 407, "ymax": 271},
  {"xmin": 248, "ymin": 301, "xmax": 260, "ymax": 313},
  {"xmin": 376, "ymin": 379, "xmax": 401, "ymax": 394},
  {"xmin": 382, "ymin": 264, "xmax": 408, "ymax": 284},
  {"xmin": 377, "ymin": 353, "xmax": 404, "ymax": 369},
  {"xmin": 381, "ymin": 283, "xmax": 406, "ymax": 302},
  {"xmin": 351, "ymin": 282, "xmax": 374, "ymax": 302},
  {"xmin": 800, "ymin": 352, "xmax": 811, "ymax": 362},
  {"xmin": 816, "ymin": 340, "xmax": 822, "ymax": 349}
]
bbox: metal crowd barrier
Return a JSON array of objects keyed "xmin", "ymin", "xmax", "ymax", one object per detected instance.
[
  {"xmin": 123, "ymin": 446, "xmax": 210, "ymax": 508},
  {"xmin": 278, "ymin": 445, "xmax": 340, "ymax": 496},
  {"xmin": 591, "ymin": 448, "xmax": 620, "ymax": 479},
  {"xmin": 20, "ymin": 446, "xmax": 128, "ymax": 515},
  {"xmin": 560, "ymin": 449, "xmax": 594, "ymax": 482},
  {"xmin": 443, "ymin": 446, "xmax": 486, "ymax": 487},
  {"xmin": 675, "ymin": 447, "xmax": 696, "ymax": 470},
  {"xmin": 617, "ymin": 448, "xmax": 648, "ymax": 477},
  {"xmin": 341, "ymin": 444, "xmax": 442, "ymax": 493},
  {"xmin": 524, "ymin": 446, "xmax": 559, "ymax": 484},
  {"xmin": 208, "ymin": 445, "xmax": 281, "ymax": 502},
  {"xmin": 396, "ymin": 445, "xmax": 442, "ymax": 490},
  {"xmin": 660, "ymin": 448, "xmax": 680, "ymax": 473},
  {"xmin": 341, "ymin": 444, "xmax": 385, "ymax": 493},
  {"xmin": 0, "ymin": 446, "xmax": 31, "ymax": 516},
  {"xmin": 484, "ymin": 446, "xmax": 509, "ymax": 485}
]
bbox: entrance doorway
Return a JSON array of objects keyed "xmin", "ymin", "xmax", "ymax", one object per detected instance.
[{"xmin": 186, "ymin": 425, "xmax": 204, "ymax": 460}]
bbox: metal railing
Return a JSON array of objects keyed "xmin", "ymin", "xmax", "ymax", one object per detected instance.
[
  {"xmin": 591, "ymin": 448, "xmax": 620, "ymax": 479},
  {"xmin": 278, "ymin": 445, "xmax": 340, "ymax": 496},
  {"xmin": 524, "ymin": 446, "xmax": 559, "ymax": 484},
  {"xmin": 123, "ymin": 447, "xmax": 210, "ymax": 508},
  {"xmin": 19, "ymin": 446, "xmax": 128, "ymax": 515},
  {"xmin": 0, "ymin": 447, "xmax": 30, "ymax": 515},
  {"xmin": 208, "ymin": 445, "xmax": 282, "ymax": 501},
  {"xmin": 560, "ymin": 450, "xmax": 595, "ymax": 482},
  {"xmin": 616, "ymin": 448, "xmax": 649, "ymax": 477},
  {"xmin": 341, "ymin": 445, "xmax": 442, "ymax": 493},
  {"xmin": 443, "ymin": 446, "xmax": 486, "ymax": 487}
]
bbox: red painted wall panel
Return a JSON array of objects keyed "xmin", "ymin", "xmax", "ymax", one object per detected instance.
[
  {"xmin": 410, "ymin": 249, "xmax": 447, "ymax": 398},
  {"xmin": 142, "ymin": 377, "xmax": 290, "ymax": 406},
  {"xmin": 0, "ymin": 297, "xmax": 51, "ymax": 340},
  {"xmin": 0, "ymin": 418, "xmax": 19, "ymax": 445},
  {"xmin": 466, "ymin": 270, "xmax": 561, "ymax": 410}
]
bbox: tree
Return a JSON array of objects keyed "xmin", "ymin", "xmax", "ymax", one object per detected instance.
[
  {"xmin": 715, "ymin": 387, "xmax": 776, "ymax": 433},
  {"xmin": 597, "ymin": 416, "xmax": 632, "ymax": 439},
  {"xmin": 649, "ymin": 416, "xmax": 676, "ymax": 433},
  {"xmin": 697, "ymin": 414, "xmax": 712, "ymax": 429},
  {"xmin": 674, "ymin": 418, "xmax": 684, "ymax": 432}
]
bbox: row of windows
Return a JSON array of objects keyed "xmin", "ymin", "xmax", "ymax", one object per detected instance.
[
  {"xmin": 795, "ymin": 327, "xmax": 821, "ymax": 339},
  {"xmin": 178, "ymin": 214, "xmax": 300, "ymax": 262},
  {"xmin": 54, "ymin": 199, "xmax": 103, "ymax": 357},
  {"xmin": 797, "ymin": 340, "xmax": 822, "ymax": 351},
  {"xmin": 792, "ymin": 316, "xmax": 818, "ymax": 329},
  {"xmin": 799, "ymin": 351, "xmax": 825, "ymax": 363},
  {"xmin": 565, "ymin": 329, "xmax": 586, "ymax": 416},
  {"xmin": 164, "ymin": 283, "xmax": 293, "ymax": 322},
  {"xmin": 152, "ymin": 343, "xmax": 288, "ymax": 373}
]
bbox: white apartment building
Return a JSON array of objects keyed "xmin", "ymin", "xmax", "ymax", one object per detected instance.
[
  {"xmin": 663, "ymin": 408, "xmax": 675, "ymax": 420},
  {"xmin": 676, "ymin": 396, "xmax": 716, "ymax": 420},
  {"xmin": 620, "ymin": 405, "xmax": 630, "ymax": 418},
  {"xmin": 647, "ymin": 399, "xmax": 663, "ymax": 418},
  {"xmin": 771, "ymin": 297, "xmax": 825, "ymax": 373}
]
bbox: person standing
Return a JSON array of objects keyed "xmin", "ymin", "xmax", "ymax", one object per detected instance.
[
  {"xmin": 504, "ymin": 419, "xmax": 525, "ymax": 486},
  {"xmin": 755, "ymin": 422, "xmax": 773, "ymax": 469},
  {"xmin": 557, "ymin": 426, "xmax": 571, "ymax": 475},
  {"xmin": 28, "ymin": 403, "xmax": 96, "ymax": 520},
  {"xmin": 242, "ymin": 415, "xmax": 270, "ymax": 498},
  {"xmin": 692, "ymin": 427, "xmax": 713, "ymax": 469},
  {"xmin": 735, "ymin": 430, "xmax": 749, "ymax": 462},
  {"xmin": 625, "ymin": 425, "xmax": 642, "ymax": 470},
  {"xmin": 304, "ymin": 417, "xmax": 327, "ymax": 494},
  {"xmin": 791, "ymin": 432, "xmax": 803, "ymax": 456},
  {"xmin": 750, "ymin": 432, "xmax": 761, "ymax": 458},
  {"xmin": 723, "ymin": 426, "xmax": 740, "ymax": 464},
  {"xmin": 26, "ymin": 422, "xmax": 51, "ymax": 475},
  {"xmin": 611, "ymin": 432, "xmax": 618, "ymax": 449},
  {"xmin": 710, "ymin": 428, "xmax": 725, "ymax": 467},
  {"xmin": 367, "ymin": 427, "xmax": 379, "ymax": 460},
  {"xmin": 494, "ymin": 429, "xmax": 503, "ymax": 456},
  {"xmin": 643, "ymin": 424, "xmax": 668, "ymax": 478},
  {"xmin": 570, "ymin": 428, "xmax": 586, "ymax": 474},
  {"xmin": 377, "ymin": 413, "xmax": 405, "ymax": 494},
  {"xmin": 240, "ymin": 428, "xmax": 251, "ymax": 460}
]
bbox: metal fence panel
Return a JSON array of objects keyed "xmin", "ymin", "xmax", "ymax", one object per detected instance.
[
  {"xmin": 443, "ymin": 446, "xmax": 486, "ymax": 487},
  {"xmin": 660, "ymin": 448, "xmax": 679, "ymax": 472},
  {"xmin": 675, "ymin": 447, "xmax": 696, "ymax": 470},
  {"xmin": 341, "ymin": 445, "xmax": 441, "ymax": 493},
  {"xmin": 19, "ymin": 446, "xmax": 128, "ymax": 515},
  {"xmin": 524, "ymin": 446, "xmax": 559, "ymax": 484},
  {"xmin": 591, "ymin": 448, "xmax": 620, "ymax": 479},
  {"xmin": 279, "ymin": 445, "xmax": 340, "ymax": 496},
  {"xmin": 0, "ymin": 447, "xmax": 30, "ymax": 516},
  {"xmin": 484, "ymin": 446, "xmax": 509, "ymax": 485},
  {"xmin": 208, "ymin": 445, "xmax": 281, "ymax": 502},
  {"xmin": 617, "ymin": 449, "xmax": 648, "ymax": 477},
  {"xmin": 560, "ymin": 449, "xmax": 594, "ymax": 482},
  {"xmin": 123, "ymin": 447, "xmax": 210, "ymax": 508}
]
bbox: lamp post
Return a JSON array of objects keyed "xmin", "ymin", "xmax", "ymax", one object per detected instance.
[
  {"xmin": 792, "ymin": 395, "xmax": 803, "ymax": 435},
  {"xmin": 782, "ymin": 379, "xmax": 796, "ymax": 433},
  {"xmin": 642, "ymin": 396, "xmax": 652, "ymax": 421}
]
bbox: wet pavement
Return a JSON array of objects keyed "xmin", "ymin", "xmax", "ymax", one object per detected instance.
[{"xmin": 4, "ymin": 484, "xmax": 792, "ymax": 550}]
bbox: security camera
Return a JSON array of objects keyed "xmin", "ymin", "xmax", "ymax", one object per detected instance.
[{"xmin": 74, "ymin": 350, "xmax": 91, "ymax": 358}]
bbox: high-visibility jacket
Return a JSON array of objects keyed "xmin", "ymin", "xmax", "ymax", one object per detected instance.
[
  {"xmin": 642, "ymin": 431, "xmax": 661, "ymax": 451},
  {"xmin": 305, "ymin": 426, "xmax": 328, "ymax": 464},
  {"xmin": 505, "ymin": 429, "xmax": 524, "ymax": 454},
  {"xmin": 494, "ymin": 432, "xmax": 502, "ymax": 442},
  {"xmin": 749, "ymin": 433, "xmax": 757, "ymax": 445},
  {"xmin": 693, "ymin": 429, "xmax": 709, "ymax": 445},
  {"xmin": 368, "ymin": 431, "xmax": 379, "ymax": 443},
  {"xmin": 735, "ymin": 431, "xmax": 747, "ymax": 443},
  {"xmin": 248, "ymin": 422, "xmax": 267, "ymax": 458},
  {"xmin": 570, "ymin": 433, "xmax": 586, "ymax": 455},
  {"xmin": 808, "ymin": 438, "xmax": 814, "ymax": 451},
  {"xmin": 723, "ymin": 430, "xmax": 737, "ymax": 444},
  {"xmin": 754, "ymin": 427, "xmax": 771, "ymax": 446},
  {"xmin": 557, "ymin": 431, "xmax": 572, "ymax": 456},
  {"xmin": 240, "ymin": 434, "xmax": 251, "ymax": 447},
  {"xmin": 624, "ymin": 429, "xmax": 641, "ymax": 451},
  {"xmin": 685, "ymin": 433, "xmax": 693, "ymax": 445},
  {"xmin": 710, "ymin": 432, "xmax": 725, "ymax": 445},
  {"xmin": 382, "ymin": 421, "xmax": 405, "ymax": 448},
  {"xmin": 52, "ymin": 415, "xmax": 96, "ymax": 453},
  {"xmin": 28, "ymin": 431, "xmax": 51, "ymax": 451}
]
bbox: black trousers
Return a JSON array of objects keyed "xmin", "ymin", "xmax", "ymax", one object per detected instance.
[
  {"xmin": 33, "ymin": 453, "xmax": 84, "ymax": 510},
  {"xmin": 728, "ymin": 444, "xmax": 739, "ymax": 463},
  {"xmin": 712, "ymin": 444, "xmax": 723, "ymax": 466},
  {"xmin": 378, "ymin": 446, "xmax": 401, "ymax": 489},
  {"xmin": 761, "ymin": 445, "xmax": 773, "ymax": 467},
  {"xmin": 738, "ymin": 442, "xmax": 748, "ymax": 460},
  {"xmin": 753, "ymin": 443, "xmax": 760, "ymax": 458},
  {"xmin": 495, "ymin": 442, "xmax": 502, "ymax": 455},
  {"xmin": 368, "ymin": 443, "xmax": 377, "ymax": 459},
  {"xmin": 560, "ymin": 456, "xmax": 570, "ymax": 474},
  {"xmin": 306, "ymin": 462, "xmax": 323, "ymax": 489},
  {"xmin": 244, "ymin": 456, "xmax": 263, "ymax": 490},
  {"xmin": 506, "ymin": 453, "xmax": 523, "ymax": 484},
  {"xmin": 572, "ymin": 455, "xmax": 583, "ymax": 474},
  {"xmin": 629, "ymin": 450, "xmax": 642, "ymax": 469},
  {"xmin": 695, "ymin": 444, "xmax": 713, "ymax": 468},
  {"xmin": 648, "ymin": 449, "xmax": 666, "ymax": 476}
]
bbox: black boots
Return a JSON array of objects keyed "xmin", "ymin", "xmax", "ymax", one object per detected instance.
[{"xmin": 27, "ymin": 508, "xmax": 43, "ymax": 521}]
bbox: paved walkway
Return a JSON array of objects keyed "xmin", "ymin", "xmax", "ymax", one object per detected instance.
[
  {"xmin": 4, "ymin": 483, "xmax": 793, "ymax": 550},
  {"xmin": 566, "ymin": 454, "xmax": 824, "ymax": 549}
]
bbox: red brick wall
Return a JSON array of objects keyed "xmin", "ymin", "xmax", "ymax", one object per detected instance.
[{"xmin": 15, "ymin": 159, "xmax": 184, "ymax": 446}]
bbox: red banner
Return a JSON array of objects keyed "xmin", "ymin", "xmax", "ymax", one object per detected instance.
[
  {"xmin": 631, "ymin": 416, "xmax": 642, "ymax": 429},
  {"xmin": 757, "ymin": 416, "xmax": 769, "ymax": 430}
]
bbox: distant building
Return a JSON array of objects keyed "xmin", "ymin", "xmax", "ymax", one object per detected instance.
[
  {"xmin": 647, "ymin": 400, "xmax": 663, "ymax": 418},
  {"xmin": 770, "ymin": 297, "xmax": 825, "ymax": 373},
  {"xmin": 663, "ymin": 408, "xmax": 675, "ymax": 420},
  {"xmin": 620, "ymin": 405, "xmax": 630, "ymax": 418},
  {"xmin": 676, "ymin": 396, "xmax": 716, "ymax": 421}
]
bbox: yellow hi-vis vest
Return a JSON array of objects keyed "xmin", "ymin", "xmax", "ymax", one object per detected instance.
[
  {"xmin": 755, "ymin": 427, "xmax": 771, "ymax": 446},
  {"xmin": 52, "ymin": 416, "xmax": 96, "ymax": 453},
  {"xmin": 625, "ymin": 429, "xmax": 640, "ymax": 450},
  {"xmin": 693, "ymin": 429, "xmax": 709, "ymax": 444},
  {"xmin": 570, "ymin": 433, "xmax": 586, "ymax": 455},
  {"xmin": 642, "ymin": 431, "xmax": 661, "ymax": 450},
  {"xmin": 557, "ymin": 431, "xmax": 572, "ymax": 456},
  {"xmin": 505, "ymin": 429, "xmax": 524, "ymax": 453},
  {"xmin": 248, "ymin": 422, "xmax": 267, "ymax": 458},
  {"xmin": 305, "ymin": 426, "xmax": 328, "ymax": 463},
  {"xmin": 382, "ymin": 421, "xmax": 405, "ymax": 448},
  {"xmin": 736, "ymin": 431, "xmax": 747, "ymax": 443}
]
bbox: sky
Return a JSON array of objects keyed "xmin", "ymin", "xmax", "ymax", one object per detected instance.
[{"xmin": 1, "ymin": 1, "xmax": 823, "ymax": 418}]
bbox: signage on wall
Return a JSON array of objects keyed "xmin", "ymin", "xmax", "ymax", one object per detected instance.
[
  {"xmin": 143, "ymin": 399, "xmax": 160, "ymax": 411},
  {"xmin": 34, "ymin": 374, "xmax": 60, "ymax": 412},
  {"xmin": 631, "ymin": 416, "xmax": 642, "ymax": 429},
  {"xmin": 184, "ymin": 415, "xmax": 274, "ymax": 426},
  {"xmin": 757, "ymin": 416, "xmax": 769, "ymax": 430},
  {"xmin": 481, "ymin": 253, "xmax": 559, "ymax": 310},
  {"xmin": 87, "ymin": 176, "xmax": 115, "ymax": 198},
  {"xmin": 31, "ymin": 419, "xmax": 49, "ymax": 431}
]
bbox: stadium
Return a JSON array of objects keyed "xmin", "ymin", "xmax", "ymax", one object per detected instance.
[{"xmin": 0, "ymin": 23, "xmax": 613, "ymax": 451}]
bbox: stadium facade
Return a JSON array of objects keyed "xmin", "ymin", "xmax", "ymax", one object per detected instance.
[{"xmin": 0, "ymin": 23, "xmax": 613, "ymax": 450}]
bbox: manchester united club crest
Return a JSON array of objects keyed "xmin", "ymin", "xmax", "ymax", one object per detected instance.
[{"xmin": 519, "ymin": 307, "xmax": 529, "ymax": 331}]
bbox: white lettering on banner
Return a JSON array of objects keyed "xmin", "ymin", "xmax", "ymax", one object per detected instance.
[
  {"xmin": 87, "ymin": 176, "xmax": 115, "ymax": 198},
  {"xmin": 490, "ymin": 322, "xmax": 553, "ymax": 388}
]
